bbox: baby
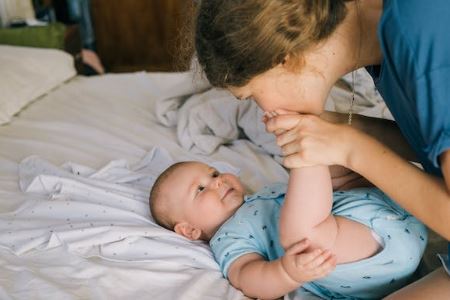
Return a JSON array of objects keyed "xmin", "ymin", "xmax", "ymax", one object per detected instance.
[{"xmin": 149, "ymin": 161, "xmax": 427, "ymax": 299}]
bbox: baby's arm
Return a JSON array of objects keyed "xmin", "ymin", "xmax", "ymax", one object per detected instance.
[
  {"xmin": 264, "ymin": 111, "xmax": 338, "ymax": 252},
  {"xmin": 279, "ymin": 166, "xmax": 338, "ymax": 251},
  {"xmin": 228, "ymin": 240, "xmax": 335, "ymax": 299},
  {"xmin": 267, "ymin": 111, "xmax": 379, "ymax": 262}
]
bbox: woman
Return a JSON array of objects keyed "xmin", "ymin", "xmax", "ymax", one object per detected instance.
[{"xmin": 194, "ymin": 0, "xmax": 450, "ymax": 298}]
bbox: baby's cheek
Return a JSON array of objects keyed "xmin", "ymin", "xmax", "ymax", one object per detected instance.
[{"xmin": 235, "ymin": 179, "xmax": 245, "ymax": 193}]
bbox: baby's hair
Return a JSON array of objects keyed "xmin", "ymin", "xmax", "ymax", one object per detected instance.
[
  {"xmin": 195, "ymin": 0, "xmax": 350, "ymax": 88},
  {"xmin": 149, "ymin": 161, "xmax": 191, "ymax": 230}
]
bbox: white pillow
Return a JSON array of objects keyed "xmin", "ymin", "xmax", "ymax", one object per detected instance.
[{"xmin": 0, "ymin": 45, "xmax": 76, "ymax": 125}]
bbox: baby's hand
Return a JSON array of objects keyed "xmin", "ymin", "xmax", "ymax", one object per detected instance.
[
  {"xmin": 263, "ymin": 111, "xmax": 282, "ymax": 135},
  {"xmin": 262, "ymin": 109, "xmax": 298, "ymax": 122},
  {"xmin": 263, "ymin": 110, "xmax": 300, "ymax": 136},
  {"xmin": 281, "ymin": 239, "xmax": 336, "ymax": 283},
  {"xmin": 262, "ymin": 111, "xmax": 276, "ymax": 124}
]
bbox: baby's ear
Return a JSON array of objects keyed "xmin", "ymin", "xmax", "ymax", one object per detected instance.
[{"xmin": 174, "ymin": 222, "xmax": 202, "ymax": 240}]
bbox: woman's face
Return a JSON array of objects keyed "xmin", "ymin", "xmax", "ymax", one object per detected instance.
[{"xmin": 229, "ymin": 63, "xmax": 330, "ymax": 115}]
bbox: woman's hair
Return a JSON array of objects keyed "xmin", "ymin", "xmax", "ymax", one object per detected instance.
[{"xmin": 195, "ymin": 0, "xmax": 350, "ymax": 88}]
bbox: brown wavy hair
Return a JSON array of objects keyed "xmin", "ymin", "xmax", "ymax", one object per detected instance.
[{"xmin": 195, "ymin": 0, "xmax": 351, "ymax": 88}]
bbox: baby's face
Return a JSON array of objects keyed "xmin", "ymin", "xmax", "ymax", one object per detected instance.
[{"xmin": 164, "ymin": 162, "xmax": 245, "ymax": 239}]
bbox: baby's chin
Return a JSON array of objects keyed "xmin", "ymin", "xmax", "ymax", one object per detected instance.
[
  {"xmin": 229, "ymin": 189, "xmax": 245, "ymax": 205},
  {"xmin": 229, "ymin": 194, "xmax": 245, "ymax": 214}
]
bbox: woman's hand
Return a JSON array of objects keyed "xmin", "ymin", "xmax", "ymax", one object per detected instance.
[
  {"xmin": 264, "ymin": 112, "xmax": 359, "ymax": 169},
  {"xmin": 263, "ymin": 110, "xmax": 372, "ymax": 188}
]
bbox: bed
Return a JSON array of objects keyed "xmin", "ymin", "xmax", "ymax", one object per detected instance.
[{"xmin": 0, "ymin": 45, "xmax": 445, "ymax": 300}]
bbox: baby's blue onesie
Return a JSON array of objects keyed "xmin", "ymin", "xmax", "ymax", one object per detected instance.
[{"xmin": 210, "ymin": 184, "xmax": 427, "ymax": 299}]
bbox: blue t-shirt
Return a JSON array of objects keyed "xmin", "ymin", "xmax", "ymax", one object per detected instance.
[
  {"xmin": 366, "ymin": 0, "xmax": 450, "ymax": 270},
  {"xmin": 366, "ymin": 0, "xmax": 450, "ymax": 176}
]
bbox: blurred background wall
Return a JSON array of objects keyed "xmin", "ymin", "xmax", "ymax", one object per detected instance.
[
  {"xmin": 90, "ymin": 0, "xmax": 194, "ymax": 73},
  {"xmin": 0, "ymin": 0, "xmax": 195, "ymax": 73}
]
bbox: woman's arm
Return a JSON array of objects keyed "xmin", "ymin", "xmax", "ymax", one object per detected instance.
[
  {"xmin": 320, "ymin": 111, "xmax": 418, "ymax": 162},
  {"xmin": 320, "ymin": 111, "xmax": 416, "ymax": 190},
  {"xmin": 349, "ymin": 132, "xmax": 450, "ymax": 240},
  {"xmin": 383, "ymin": 152, "xmax": 450, "ymax": 300}
]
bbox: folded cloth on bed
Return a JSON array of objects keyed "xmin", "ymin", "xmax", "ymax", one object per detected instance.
[
  {"xmin": 176, "ymin": 88, "xmax": 283, "ymax": 160},
  {"xmin": 0, "ymin": 147, "xmax": 237, "ymax": 270},
  {"xmin": 152, "ymin": 71, "xmax": 211, "ymax": 127}
]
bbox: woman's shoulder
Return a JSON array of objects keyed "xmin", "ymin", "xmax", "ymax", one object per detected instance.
[
  {"xmin": 378, "ymin": 0, "xmax": 450, "ymax": 88},
  {"xmin": 381, "ymin": 0, "xmax": 450, "ymax": 49}
]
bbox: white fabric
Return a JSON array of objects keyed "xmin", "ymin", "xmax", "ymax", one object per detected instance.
[
  {"xmin": 6, "ymin": 148, "xmax": 216, "ymax": 271},
  {"xmin": 175, "ymin": 88, "xmax": 282, "ymax": 162},
  {"xmin": 0, "ymin": 67, "xmax": 444, "ymax": 299},
  {"xmin": 329, "ymin": 68, "xmax": 394, "ymax": 120},
  {"xmin": 0, "ymin": 45, "xmax": 76, "ymax": 125},
  {"xmin": 0, "ymin": 72, "xmax": 292, "ymax": 300},
  {"xmin": 153, "ymin": 71, "xmax": 211, "ymax": 127}
]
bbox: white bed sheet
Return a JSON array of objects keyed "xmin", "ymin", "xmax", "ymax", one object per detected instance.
[
  {"xmin": 1, "ymin": 71, "xmax": 441, "ymax": 300},
  {"xmin": 0, "ymin": 72, "xmax": 302, "ymax": 300}
]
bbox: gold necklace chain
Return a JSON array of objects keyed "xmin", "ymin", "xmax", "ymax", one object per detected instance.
[
  {"xmin": 348, "ymin": 0, "xmax": 362, "ymax": 126},
  {"xmin": 348, "ymin": 70, "xmax": 355, "ymax": 125}
]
